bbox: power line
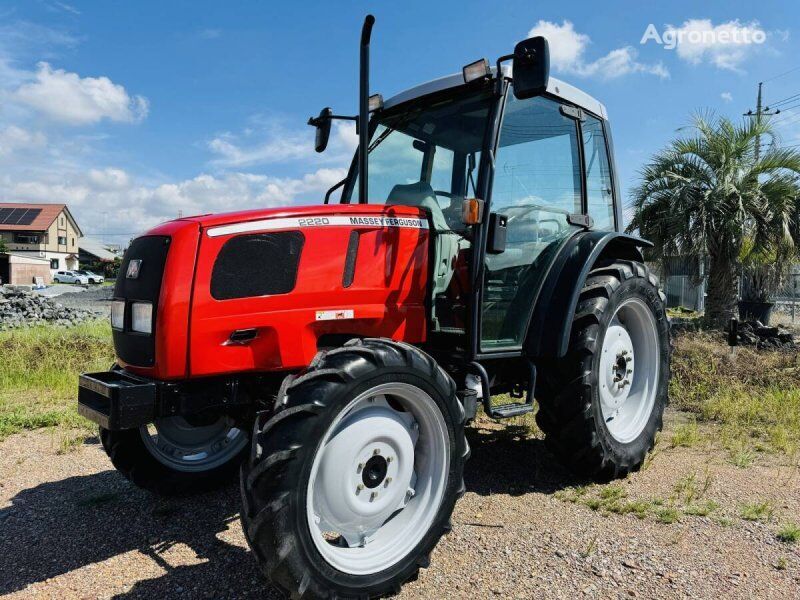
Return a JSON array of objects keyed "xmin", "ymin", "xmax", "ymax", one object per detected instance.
[
  {"xmin": 768, "ymin": 92, "xmax": 800, "ymax": 107},
  {"xmin": 763, "ymin": 65, "xmax": 800, "ymax": 83}
]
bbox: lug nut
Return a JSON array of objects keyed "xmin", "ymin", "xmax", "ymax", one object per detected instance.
[
  {"xmin": 373, "ymin": 448, "xmax": 381, "ymax": 455},
  {"xmin": 384, "ymin": 477, "xmax": 392, "ymax": 487},
  {"xmin": 386, "ymin": 456, "xmax": 393, "ymax": 463},
  {"xmin": 370, "ymin": 492, "xmax": 378, "ymax": 501},
  {"xmin": 356, "ymin": 484, "xmax": 364, "ymax": 494},
  {"xmin": 357, "ymin": 463, "xmax": 364, "ymax": 473}
]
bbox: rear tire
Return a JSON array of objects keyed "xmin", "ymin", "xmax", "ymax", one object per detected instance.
[
  {"xmin": 240, "ymin": 338, "xmax": 468, "ymax": 599},
  {"xmin": 100, "ymin": 415, "xmax": 249, "ymax": 495},
  {"xmin": 535, "ymin": 260, "xmax": 670, "ymax": 480}
]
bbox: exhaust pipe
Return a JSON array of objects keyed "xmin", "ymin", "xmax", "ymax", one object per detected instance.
[{"xmin": 358, "ymin": 14, "xmax": 375, "ymax": 204}]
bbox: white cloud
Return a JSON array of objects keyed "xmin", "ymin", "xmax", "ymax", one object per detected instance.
[
  {"xmin": 0, "ymin": 23, "xmax": 354, "ymax": 247},
  {"xmin": 0, "ymin": 125, "xmax": 46, "ymax": 155},
  {"xmin": 721, "ymin": 92, "xmax": 733, "ymax": 103},
  {"xmin": 528, "ymin": 20, "xmax": 668, "ymax": 79},
  {"xmin": 664, "ymin": 19, "xmax": 767, "ymax": 71},
  {"xmin": 88, "ymin": 167, "xmax": 130, "ymax": 189},
  {"xmin": 208, "ymin": 119, "xmax": 357, "ymax": 168},
  {"xmin": 2, "ymin": 166, "xmax": 349, "ymax": 241},
  {"xmin": 14, "ymin": 62, "xmax": 149, "ymax": 125}
]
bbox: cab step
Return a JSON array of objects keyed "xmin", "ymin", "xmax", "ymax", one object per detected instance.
[
  {"xmin": 488, "ymin": 402, "xmax": 534, "ymax": 419},
  {"xmin": 470, "ymin": 361, "xmax": 537, "ymax": 420}
]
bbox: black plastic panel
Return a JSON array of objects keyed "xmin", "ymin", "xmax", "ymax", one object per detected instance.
[
  {"xmin": 112, "ymin": 235, "xmax": 171, "ymax": 367},
  {"xmin": 78, "ymin": 370, "xmax": 156, "ymax": 430},
  {"xmin": 211, "ymin": 232, "xmax": 304, "ymax": 300}
]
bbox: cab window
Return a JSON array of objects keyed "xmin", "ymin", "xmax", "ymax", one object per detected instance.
[{"xmin": 582, "ymin": 115, "xmax": 615, "ymax": 230}]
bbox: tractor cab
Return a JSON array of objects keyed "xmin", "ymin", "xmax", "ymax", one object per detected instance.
[{"xmin": 315, "ymin": 61, "xmax": 620, "ymax": 361}]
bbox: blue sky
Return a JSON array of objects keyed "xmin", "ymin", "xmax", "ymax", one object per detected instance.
[{"xmin": 1, "ymin": 0, "xmax": 798, "ymax": 245}]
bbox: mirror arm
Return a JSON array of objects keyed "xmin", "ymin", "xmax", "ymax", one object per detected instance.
[
  {"xmin": 494, "ymin": 53, "xmax": 514, "ymax": 95},
  {"xmin": 307, "ymin": 114, "xmax": 357, "ymax": 127}
]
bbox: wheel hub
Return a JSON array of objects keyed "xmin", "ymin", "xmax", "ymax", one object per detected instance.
[
  {"xmin": 140, "ymin": 415, "xmax": 247, "ymax": 472},
  {"xmin": 597, "ymin": 298, "xmax": 659, "ymax": 444},
  {"xmin": 306, "ymin": 384, "xmax": 449, "ymax": 575},
  {"xmin": 312, "ymin": 403, "xmax": 417, "ymax": 545},
  {"xmin": 600, "ymin": 324, "xmax": 635, "ymax": 411},
  {"xmin": 362, "ymin": 454, "xmax": 388, "ymax": 489}
]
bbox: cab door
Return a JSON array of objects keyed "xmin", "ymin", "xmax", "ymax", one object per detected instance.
[{"xmin": 480, "ymin": 93, "xmax": 584, "ymax": 350}]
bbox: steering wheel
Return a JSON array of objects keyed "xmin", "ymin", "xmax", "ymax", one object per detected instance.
[
  {"xmin": 434, "ymin": 191, "xmax": 467, "ymax": 231},
  {"xmin": 504, "ymin": 205, "xmax": 568, "ymax": 243}
]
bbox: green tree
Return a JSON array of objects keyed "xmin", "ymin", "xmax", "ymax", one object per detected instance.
[
  {"xmin": 628, "ymin": 114, "xmax": 800, "ymax": 327},
  {"xmin": 0, "ymin": 237, "xmax": 7, "ymax": 254}
]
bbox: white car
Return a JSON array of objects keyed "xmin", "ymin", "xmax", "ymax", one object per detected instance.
[
  {"xmin": 53, "ymin": 270, "xmax": 89, "ymax": 285},
  {"xmin": 76, "ymin": 270, "xmax": 105, "ymax": 284}
]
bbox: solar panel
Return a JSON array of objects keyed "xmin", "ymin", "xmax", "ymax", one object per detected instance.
[
  {"xmin": 0, "ymin": 207, "xmax": 41, "ymax": 226},
  {"xmin": 16, "ymin": 209, "xmax": 41, "ymax": 225}
]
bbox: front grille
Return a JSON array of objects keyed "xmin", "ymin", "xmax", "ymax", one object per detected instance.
[{"xmin": 112, "ymin": 235, "xmax": 171, "ymax": 366}]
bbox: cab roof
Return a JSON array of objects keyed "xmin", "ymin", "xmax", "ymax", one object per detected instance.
[{"xmin": 384, "ymin": 65, "xmax": 608, "ymax": 120}]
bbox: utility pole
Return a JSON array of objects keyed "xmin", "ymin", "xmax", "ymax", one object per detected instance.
[{"xmin": 744, "ymin": 82, "xmax": 781, "ymax": 160}]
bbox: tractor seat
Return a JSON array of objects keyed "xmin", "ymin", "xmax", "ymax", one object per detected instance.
[
  {"xmin": 387, "ymin": 181, "xmax": 458, "ymax": 321},
  {"xmin": 387, "ymin": 182, "xmax": 450, "ymax": 232}
]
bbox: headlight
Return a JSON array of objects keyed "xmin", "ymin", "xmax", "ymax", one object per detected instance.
[
  {"xmin": 111, "ymin": 300, "xmax": 125, "ymax": 330},
  {"xmin": 131, "ymin": 302, "xmax": 153, "ymax": 334}
]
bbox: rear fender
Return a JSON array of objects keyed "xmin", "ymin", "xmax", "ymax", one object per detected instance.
[{"xmin": 524, "ymin": 231, "xmax": 652, "ymax": 359}]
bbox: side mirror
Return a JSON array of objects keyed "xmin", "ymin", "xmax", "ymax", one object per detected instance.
[
  {"xmin": 308, "ymin": 107, "xmax": 333, "ymax": 153},
  {"xmin": 512, "ymin": 36, "xmax": 549, "ymax": 100}
]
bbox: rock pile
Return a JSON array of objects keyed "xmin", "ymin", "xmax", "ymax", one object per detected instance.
[
  {"xmin": 735, "ymin": 320, "xmax": 796, "ymax": 351},
  {"xmin": 0, "ymin": 286, "xmax": 96, "ymax": 330}
]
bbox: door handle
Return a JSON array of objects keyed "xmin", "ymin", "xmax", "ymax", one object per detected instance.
[{"xmin": 224, "ymin": 328, "xmax": 258, "ymax": 346}]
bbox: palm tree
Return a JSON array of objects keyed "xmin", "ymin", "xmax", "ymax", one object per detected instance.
[{"xmin": 628, "ymin": 114, "xmax": 800, "ymax": 328}]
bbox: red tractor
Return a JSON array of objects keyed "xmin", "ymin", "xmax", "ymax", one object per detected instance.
[{"xmin": 79, "ymin": 16, "xmax": 669, "ymax": 599}]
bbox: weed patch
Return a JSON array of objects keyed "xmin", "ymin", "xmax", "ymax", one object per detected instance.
[
  {"xmin": 0, "ymin": 321, "xmax": 113, "ymax": 440},
  {"xmin": 671, "ymin": 333, "xmax": 800, "ymax": 457},
  {"xmin": 776, "ymin": 523, "xmax": 800, "ymax": 544},
  {"xmin": 739, "ymin": 501, "xmax": 775, "ymax": 522}
]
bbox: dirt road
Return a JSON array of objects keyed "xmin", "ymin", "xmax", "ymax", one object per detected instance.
[{"xmin": 1, "ymin": 413, "xmax": 798, "ymax": 599}]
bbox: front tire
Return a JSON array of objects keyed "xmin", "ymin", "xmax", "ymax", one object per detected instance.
[
  {"xmin": 100, "ymin": 415, "xmax": 249, "ymax": 495},
  {"xmin": 536, "ymin": 260, "xmax": 670, "ymax": 480},
  {"xmin": 241, "ymin": 338, "xmax": 468, "ymax": 599}
]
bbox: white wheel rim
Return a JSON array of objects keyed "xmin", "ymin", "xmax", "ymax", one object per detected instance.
[
  {"xmin": 598, "ymin": 297, "xmax": 659, "ymax": 443},
  {"xmin": 140, "ymin": 416, "xmax": 247, "ymax": 472},
  {"xmin": 306, "ymin": 382, "xmax": 450, "ymax": 575}
]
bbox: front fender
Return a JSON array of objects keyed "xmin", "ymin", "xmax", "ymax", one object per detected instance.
[{"xmin": 524, "ymin": 231, "xmax": 652, "ymax": 359}]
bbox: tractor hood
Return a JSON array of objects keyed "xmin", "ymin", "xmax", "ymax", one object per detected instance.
[{"xmin": 127, "ymin": 202, "xmax": 433, "ymax": 380}]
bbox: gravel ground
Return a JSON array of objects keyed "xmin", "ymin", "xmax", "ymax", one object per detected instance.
[
  {"xmin": 1, "ymin": 413, "xmax": 798, "ymax": 599},
  {"xmin": 37, "ymin": 285, "xmax": 113, "ymax": 316}
]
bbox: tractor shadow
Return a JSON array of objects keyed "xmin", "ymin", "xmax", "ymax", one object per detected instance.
[
  {"xmin": 464, "ymin": 419, "xmax": 589, "ymax": 496},
  {"xmin": 0, "ymin": 423, "xmax": 580, "ymax": 598},
  {"xmin": 0, "ymin": 439, "xmax": 278, "ymax": 599}
]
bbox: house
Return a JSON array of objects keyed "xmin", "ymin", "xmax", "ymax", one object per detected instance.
[
  {"xmin": 79, "ymin": 237, "xmax": 120, "ymax": 275},
  {"xmin": 0, "ymin": 203, "xmax": 82, "ymax": 284}
]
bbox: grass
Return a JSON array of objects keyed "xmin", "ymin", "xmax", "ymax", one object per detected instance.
[
  {"xmin": 739, "ymin": 500, "xmax": 775, "ymax": 522},
  {"xmin": 0, "ymin": 321, "xmax": 114, "ymax": 442},
  {"xmin": 655, "ymin": 507, "xmax": 681, "ymax": 524},
  {"xmin": 670, "ymin": 419, "xmax": 702, "ymax": 448},
  {"xmin": 671, "ymin": 333, "xmax": 800, "ymax": 459},
  {"xmin": 776, "ymin": 523, "xmax": 800, "ymax": 544}
]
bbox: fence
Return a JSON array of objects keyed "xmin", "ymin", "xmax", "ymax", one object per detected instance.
[{"xmin": 662, "ymin": 275, "xmax": 705, "ymax": 311}]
